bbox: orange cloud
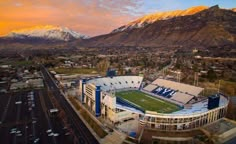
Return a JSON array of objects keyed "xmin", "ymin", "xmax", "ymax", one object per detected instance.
[{"xmin": 0, "ymin": 0, "xmax": 143, "ymax": 36}]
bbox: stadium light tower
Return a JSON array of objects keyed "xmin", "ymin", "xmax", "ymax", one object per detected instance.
[
  {"xmin": 177, "ymin": 71, "xmax": 181, "ymax": 83},
  {"xmin": 194, "ymin": 72, "xmax": 199, "ymax": 86}
]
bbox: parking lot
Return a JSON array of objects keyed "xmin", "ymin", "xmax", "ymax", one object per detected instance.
[{"xmin": 0, "ymin": 90, "xmax": 73, "ymax": 144}]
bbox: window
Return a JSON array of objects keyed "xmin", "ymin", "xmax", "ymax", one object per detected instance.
[{"xmin": 125, "ymin": 81, "xmax": 128, "ymax": 84}]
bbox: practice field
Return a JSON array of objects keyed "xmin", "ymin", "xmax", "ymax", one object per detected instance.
[
  {"xmin": 116, "ymin": 90, "xmax": 180, "ymax": 113},
  {"xmin": 49, "ymin": 67, "xmax": 98, "ymax": 75}
]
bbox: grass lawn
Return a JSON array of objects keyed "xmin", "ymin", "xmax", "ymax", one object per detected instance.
[
  {"xmin": 116, "ymin": 90, "xmax": 180, "ymax": 113},
  {"xmin": 68, "ymin": 96, "xmax": 108, "ymax": 138},
  {"xmin": 51, "ymin": 67, "xmax": 98, "ymax": 75}
]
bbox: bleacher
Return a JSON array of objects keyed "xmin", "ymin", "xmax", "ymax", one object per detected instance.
[
  {"xmin": 143, "ymin": 84, "xmax": 157, "ymax": 92},
  {"xmin": 172, "ymin": 94, "xmax": 228, "ymax": 115},
  {"xmin": 152, "ymin": 79, "xmax": 204, "ymax": 96},
  {"xmin": 87, "ymin": 76, "xmax": 143, "ymax": 91},
  {"xmin": 152, "ymin": 86, "xmax": 176, "ymax": 98},
  {"xmin": 170, "ymin": 92, "xmax": 194, "ymax": 104},
  {"xmin": 150, "ymin": 86, "xmax": 194, "ymax": 104},
  {"xmin": 142, "ymin": 78, "xmax": 203, "ymax": 105}
]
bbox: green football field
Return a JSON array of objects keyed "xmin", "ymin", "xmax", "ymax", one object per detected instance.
[{"xmin": 116, "ymin": 90, "xmax": 180, "ymax": 113}]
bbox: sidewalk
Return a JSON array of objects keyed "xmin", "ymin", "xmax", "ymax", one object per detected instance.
[
  {"xmin": 100, "ymin": 129, "xmax": 126, "ymax": 144},
  {"xmin": 65, "ymin": 96, "xmax": 102, "ymax": 143}
]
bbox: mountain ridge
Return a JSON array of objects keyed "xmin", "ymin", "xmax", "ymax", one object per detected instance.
[
  {"xmin": 112, "ymin": 6, "xmax": 209, "ymax": 33},
  {"xmin": 4, "ymin": 25, "xmax": 88, "ymax": 41},
  {"xmin": 0, "ymin": 5, "xmax": 235, "ymax": 54},
  {"xmin": 82, "ymin": 5, "xmax": 236, "ymax": 51}
]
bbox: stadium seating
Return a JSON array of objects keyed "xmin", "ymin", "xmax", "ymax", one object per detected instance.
[
  {"xmin": 152, "ymin": 86, "xmax": 176, "ymax": 98},
  {"xmin": 152, "ymin": 79, "xmax": 203, "ymax": 96},
  {"xmin": 143, "ymin": 84, "xmax": 157, "ymax": 92},
  {"xmin": 170, "ymin": 92, "xmax": 194, "ymax": 104},
  {"xmin": 141, "ymin": 78, "xmax": 205, "ymax": 105},
  {"xmin": 143, "ymin": 83, "xmax": 195, "ymax": 104},
  {"xmin": 87, "ymin": 76, "xmax": 143, "ymax": 91},
  {"xmin": 172, "ymin": 94, "xmax": 228, "ymax": 115},
  {"xmin": 88, "ymin": 77, "xmax": 200, "ymax": 105}
]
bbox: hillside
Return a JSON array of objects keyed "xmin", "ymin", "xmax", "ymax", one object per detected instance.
[
  {"xmin": 83, "ymin": 5, "xmax": 236, "ymax": 50},
  {"xmin": 112, "ymin": 6, "xmax": 208, "ymax": 33}
]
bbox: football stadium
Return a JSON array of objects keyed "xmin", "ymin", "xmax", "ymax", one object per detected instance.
[{"xmin": 79, "ymin": 76, "xmax": 229, "ymax": 131}]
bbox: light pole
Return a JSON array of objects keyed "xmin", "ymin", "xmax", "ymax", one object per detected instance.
[{"xmin": 218, "ymin": 80, "xmax": 221, "ymax": 93}]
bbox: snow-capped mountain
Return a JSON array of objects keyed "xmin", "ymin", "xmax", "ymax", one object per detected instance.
[
  {"xmin": 7, "ymin": 25, "xmax": 89, "ymax": 41},
  {"xmin": 112, "ymin": 6, "xmax": 208, "ymax": 33}
]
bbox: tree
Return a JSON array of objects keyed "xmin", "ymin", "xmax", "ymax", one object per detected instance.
[
  {"xmin": 96, "ymin": 59, "xmax": 110, "ymax": 75},
  {"xmin": 207, "ymin": 69, "xmax": 217, "ymax": 82},
  {"xmin": 226, "ymin": 99, "xmax": 236, "ymax": 120}
]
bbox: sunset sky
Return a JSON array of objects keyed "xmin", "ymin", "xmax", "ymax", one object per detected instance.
[{"xmin": 0, "ymin": 0, "xmax": 235, "ymax": 37}]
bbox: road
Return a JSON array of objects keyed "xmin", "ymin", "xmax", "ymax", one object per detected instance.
[
  {"xmin": 40, "ymin": 65, "xmax": 99, "ymax": 144},
  {"xmin": 147, "ymin": 58, "xmax": 176, "ymax": 81}
]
